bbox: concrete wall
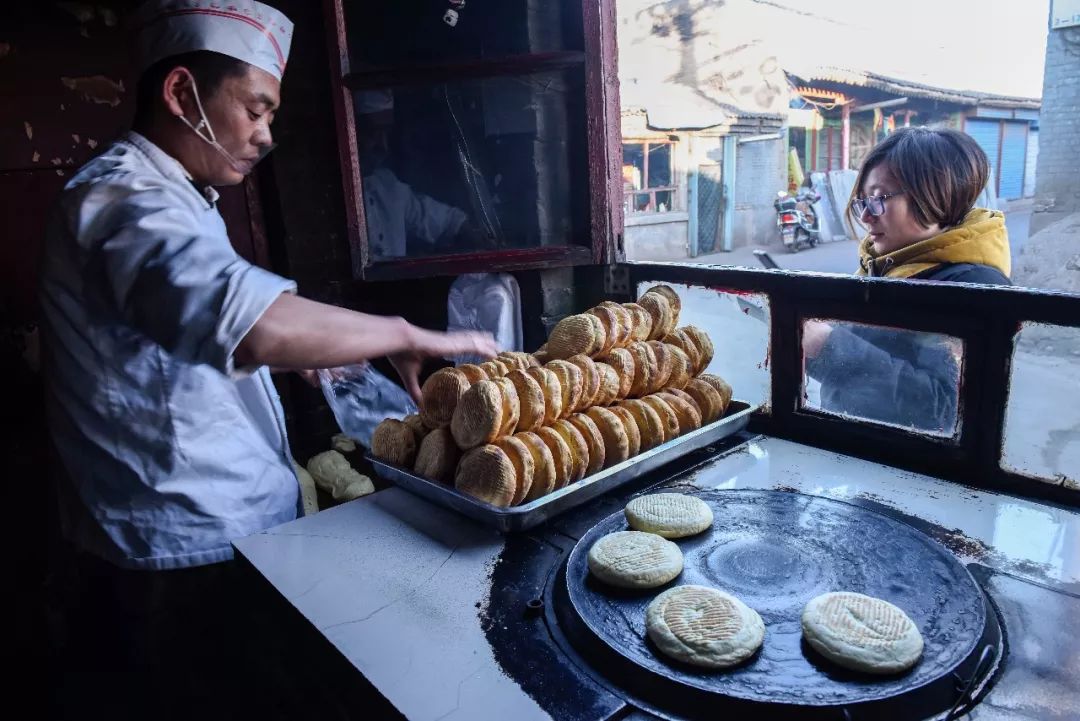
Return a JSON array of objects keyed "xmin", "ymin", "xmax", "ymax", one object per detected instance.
[
  {"xmin": 1031, "ymin": 24, "xmax": 1080, "ymax": 233},
  {"xmin": 733, "ymin": 136, "xmax": 787, "ymax": 248},
  {"xmin": 624, "ymin": 215, "xmax": 690, "ymax": 261}
]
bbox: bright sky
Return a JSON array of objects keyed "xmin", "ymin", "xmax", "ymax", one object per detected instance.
[{"xmin": 756, "ymin": 0, "xmax": 1050, "ymax": 98}]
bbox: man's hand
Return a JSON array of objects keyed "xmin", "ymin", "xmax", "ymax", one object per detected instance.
[
  {"xmin": 803, "ymin": 320, "xmax": 834, "ymax": 359},
  {"xmin": 456, "ymin": 222, "xmax": 497, "ymax": 250},
  {"xmin": 392, "ymin": 329, "xmax": 498, "ymax": 404},
  {"xmin": 389, "ymin": 351, "xmax": 425, "ymax": 404}
]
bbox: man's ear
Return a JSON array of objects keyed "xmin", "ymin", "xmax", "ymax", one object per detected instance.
[{"xmin": 161, "ymin": 66, "xmax": 194, "ymax": 120}]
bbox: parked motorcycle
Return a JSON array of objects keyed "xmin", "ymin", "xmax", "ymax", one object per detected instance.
[{"xmin": 773, "ymin": 187, "xmax": 821, "ymax": 252}]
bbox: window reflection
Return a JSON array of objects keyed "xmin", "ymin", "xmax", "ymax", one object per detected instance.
[
  {"xmin": 801, "ymin": 318, "xmax": 963, "ymax": 437},
  {"xmin": 1001, "ymin": 323, "xmax": 1080, "ymax": 487},
  {"xmin": 355, "ymin": 71, "xmax": 588, "ymax": 261},
  {"xmin": 635, "ymin": 282, "xmax": 771, "ymax": 408}
]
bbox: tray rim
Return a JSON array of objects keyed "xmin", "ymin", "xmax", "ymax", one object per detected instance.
[{"xmin": 367, "ymin": 399, "xmax": 758, "ymax": 531}]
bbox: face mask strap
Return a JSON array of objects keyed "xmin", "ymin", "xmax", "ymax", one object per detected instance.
[{"xmin": 175, "ymin": 74, "xmax": 275, "ymax": 175}]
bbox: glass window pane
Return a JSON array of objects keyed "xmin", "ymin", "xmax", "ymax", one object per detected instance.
[
  {"xmin": 622, "ymin": 143, "xmax": 645, "ymax": 191},
  {"xmin": 636, "ymin": 282, "xmax": 771, "ymax": 410},
  {"xmin": 647, "ymin": 143, "xmax": 672, "ymax": 188},
  {"xmin": 801, "ymin": 318, "xmax": 963, "ymax": 437},
  {"xmin": 654, "ymin": 190, "xmax": 673, "ymax": 212},
  {"xmin": 1001, "ymin": 323, "xmax": 1080, "ymax": 489},
  {"xmin": 345, "ymin": 0, "xmax": 583, "ymax": 69},
  {"xmin": 630, "ymin": 192, "xmax": 651, "ymax": 213},
  {"xmin": 355, "ymin": 70, "xmax": 587, "ymax": 261}
]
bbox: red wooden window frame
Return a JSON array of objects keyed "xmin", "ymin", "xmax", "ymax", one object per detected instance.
[{"xmin": 323, "ymin": 0, "xmax": 624, "ymax": 280}]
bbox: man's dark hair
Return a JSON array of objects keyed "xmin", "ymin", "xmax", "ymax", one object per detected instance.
[
  {"xmin": 848, "ymin": 127, "xmax": 990, "ymax": 233},
  {"xmin": 133, "ymin": 50, "xmax": 250, "ymax": 130}
]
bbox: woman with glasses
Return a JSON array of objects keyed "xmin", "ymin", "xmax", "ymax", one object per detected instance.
[{"xmin": 804, "ymin": 127, "xmax": 1011, "ymax": 432}]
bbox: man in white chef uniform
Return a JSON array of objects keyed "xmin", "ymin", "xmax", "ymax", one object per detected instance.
[
  {"xmin": 40, "ymin": 1, "xmax": 495, "ymax": 716},
  {"xmin": 355, "ymin": 89, "xmax": 490, "ymax": 258}
]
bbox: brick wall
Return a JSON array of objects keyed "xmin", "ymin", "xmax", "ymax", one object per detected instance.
[{"xmin": 1031, "ymin": 25, "xmax": 1080, "ymax": 233}]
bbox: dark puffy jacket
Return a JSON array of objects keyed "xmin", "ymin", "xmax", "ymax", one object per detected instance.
[{"xmin": 806, "ymin": 263, "xmax": 1009, "ymax": 433}]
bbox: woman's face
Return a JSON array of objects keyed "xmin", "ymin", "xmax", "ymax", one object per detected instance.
[{"xmin": 858, "ymin": 163, "xmax": 940, "ymax": 255}]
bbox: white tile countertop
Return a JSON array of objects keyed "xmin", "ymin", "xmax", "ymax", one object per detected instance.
[{"xmin": 235, "ymin": 435, "xmax": 1080, "ymax": 720}]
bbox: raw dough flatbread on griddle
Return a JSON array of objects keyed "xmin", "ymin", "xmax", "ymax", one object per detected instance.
[
  {"xmin": 624, "ymin": 493, "xmax": 713, "ymax": 538},
  {"xmin": 801, "ymin": 591, "xmax": 924, "ymax": 674},
  {"xmin": 646, "ymin": 585, "xmax": 764, "ymax": 669},
  {"xmin": 587, "ymin": 531, "xmax": 683, "ymax": 589}
]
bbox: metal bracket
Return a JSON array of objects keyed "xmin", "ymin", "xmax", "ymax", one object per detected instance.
[{"xmin": 603, "ymin": 265, "xmax": 630, "ymax": 297}]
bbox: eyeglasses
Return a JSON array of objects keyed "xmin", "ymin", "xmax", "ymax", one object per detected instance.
[{"xmin": 851, "ymin": 191, "xmax": 904, "ymax": 218}]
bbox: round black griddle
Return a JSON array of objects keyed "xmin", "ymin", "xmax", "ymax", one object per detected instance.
[{"xmin": 557, "ymin": 489, "xmax": 997, "ymax": 719}]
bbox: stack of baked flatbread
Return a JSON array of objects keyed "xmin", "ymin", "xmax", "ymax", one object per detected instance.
[{"xmin": 371, "ymin": 284, "xmax": 736, "ymax": 508}]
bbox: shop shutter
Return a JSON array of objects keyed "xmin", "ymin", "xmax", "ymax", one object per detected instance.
[
  {"xmin": 998, "ymin": 121, "xmax": 1027, "ymax": 200},
  {"xmin": 965, "ymin": 119, "xmax": 1002, "ymax": 196}
]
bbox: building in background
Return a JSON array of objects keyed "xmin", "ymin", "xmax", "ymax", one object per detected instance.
[
  {"xmin": 618, "ymin": 0, "xmax": 1045, "ymax": 261},
  {"xmin": 785, "ymin": 67, "xmax": 1040, "ymax": 202},
  {"xmin": 1031, "ymin": 2, "xmax": 1080, "ymax": 233},
  {"xmin": 618, "ymin": 0, "xmax": 790, "ymax": 260}
]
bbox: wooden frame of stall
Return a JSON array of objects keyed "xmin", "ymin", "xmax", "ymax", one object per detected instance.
[{"xmin": 322, "ymin": 0, "xmax": 624, "ymax": 281}]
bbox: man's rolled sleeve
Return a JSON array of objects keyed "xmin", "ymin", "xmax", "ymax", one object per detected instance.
[
  {"xmin": 216, "ymin": 264, "xmax": 296, "ymax": 377},
  {"xmin": 89, "ymin": 176, "xmax": 296, "ymax": 376}
]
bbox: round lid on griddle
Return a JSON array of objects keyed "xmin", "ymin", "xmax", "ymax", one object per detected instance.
[{"xmin": 563, "ymin": 490, "xmax": 987, "ymax": 709}]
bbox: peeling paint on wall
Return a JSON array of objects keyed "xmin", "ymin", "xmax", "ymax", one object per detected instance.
[
  {"xmin": 32, "ymin": 151, "xmax": 40, "ymax": 162},
  {"xmin": 99, "ymin": 8, "xmax": 118, "ymax": 27},
  {"xmin": 51, "ymin": 158, "xmax": 62, "ymax": 166},
  {"xmin": 60, "ymin": 76, "xmax": 125, "ymax": 107},
  {"xmin": 23, "ymin": 121, "xmax": 32, "ymax": 140},
  {"xmin": 87, "ymin": 138, "xmax": 98, "ymax": 149},
  {"xmin": 72, "ymin": 134, "xmax": 81, "ymax": 144}
]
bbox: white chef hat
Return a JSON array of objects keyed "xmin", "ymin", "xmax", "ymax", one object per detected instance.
[{"xmin": 132, "ymin": 0, "xmax": 293, "ymax": 81}]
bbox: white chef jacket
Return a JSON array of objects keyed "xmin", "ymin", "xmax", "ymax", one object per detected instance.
[
  {"xmin": 40, "ymin": 131, "xmax": 300, "ymax": 570},
  {"xmin": 363, "ymin": 167, "xmax": 468, "ymax": 258}
]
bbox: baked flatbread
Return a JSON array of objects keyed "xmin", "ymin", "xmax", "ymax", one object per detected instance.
[
  {"xmin": 587, "ymin": 531, "xmax": 683, "ymax": 589},
  {"xmin": 801, "ymin": 592, "xmax": 924, "ymax": 674},
  {"xmin": 646, "ymin": 585, "xmax": 764, "ymax": 669},
  {"xmin": 625, "ymin": 493, "xmax": 713, "ymax": 538}
]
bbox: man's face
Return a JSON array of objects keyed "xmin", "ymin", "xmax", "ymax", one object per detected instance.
[
  {"xmin": 176, "ymin": 64, "xmax": 281, "ymax": 186},
  {"xmin": 357, "ymin": 110, "xmax": 393, "ymax": 172}
]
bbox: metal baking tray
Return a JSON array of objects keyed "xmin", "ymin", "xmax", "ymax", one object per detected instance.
[{"xmin": 367, "ymin": 400, "xmax": 756, "ymax": 532}]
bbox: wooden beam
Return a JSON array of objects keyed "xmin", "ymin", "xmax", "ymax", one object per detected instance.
[
  {"xmin": 841, "ymin": 102, "xmax": 851, "ymax": 171},
  {"xmin": 853, "ymin": 97, "xmax": 910, "ymax": 113}
]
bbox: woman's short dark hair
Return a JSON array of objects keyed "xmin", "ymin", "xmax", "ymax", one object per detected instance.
[
  {"xmin": 133, "ymin": 51, "xmax": 250, "ymax": 129},
  {"xmin": 848, "ymin": 127, "xmax": 990, "ymax": 232}
]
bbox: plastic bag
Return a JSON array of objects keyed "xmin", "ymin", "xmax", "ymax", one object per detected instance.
[
  {"xmin": 447, "ymin": 272, "xmax": 522, "ymax": 365},
  {"xmin": 318, "ymin": 363, "xmax": 417, "ymax": 448}
]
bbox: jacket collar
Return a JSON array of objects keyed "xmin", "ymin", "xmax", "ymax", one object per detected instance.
[
  {"xmin": 124, "ymin": 131, "xmax": 221, "ymax": 208},
  {"xmin": 857, "ymin": 208, "xmax": 1010, "ymax": 280}
]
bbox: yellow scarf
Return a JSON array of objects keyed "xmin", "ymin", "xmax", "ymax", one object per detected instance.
[{"xmin": 857, "ymin": 208, "xmax": 1011, "ymax": 279}]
